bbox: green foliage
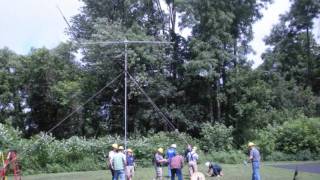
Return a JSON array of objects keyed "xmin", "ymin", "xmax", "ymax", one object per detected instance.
[
  {"xmin": 204, "ymin": 150, "xmax": 246, "ymax": 164},
  {"xmin": 275, "ymin": 117, "xmax": 320, "ymax": 154},
  {"xmin": 200, "ymin": 122, "xmax": 234, "ymax": 152},
  {"xmin": 253, "ymin": 125, "xmax": 278, "ymax": 158}
]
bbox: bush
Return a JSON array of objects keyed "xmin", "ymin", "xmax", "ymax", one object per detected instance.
[
  {"xmin": 276, "ymin": 117, "xmax": 320, "ymax": 154},
  {"xmin": 252, "ymin": 125, "xmax": 278, "ymax": 158},
  {"xmin": 204, "ymin": 150, "xmax": 246, "ymax": 164},
  {"xmin": 200, "ymin": 122, "xmax": 234, "ymax": 152},
  {"xmin": 265, "ymin": 151, "xmax": 296, "ymax": 161}
]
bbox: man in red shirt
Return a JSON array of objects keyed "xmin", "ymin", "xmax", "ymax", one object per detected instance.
[{"xmin": 170, "ymin": 153, "xmax": 184, "ymax": 180}]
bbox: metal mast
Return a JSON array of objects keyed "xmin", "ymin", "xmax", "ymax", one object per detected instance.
[{"xmin": 82, "ymin": 40, "xmax": 171, "ymax": 149}]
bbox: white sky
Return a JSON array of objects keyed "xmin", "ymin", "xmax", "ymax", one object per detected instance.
[{"xmin": 0, "ymin": 0, "xmax": 318, "ymax": 67}]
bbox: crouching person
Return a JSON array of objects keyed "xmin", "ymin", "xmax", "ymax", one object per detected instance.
[{"xmin": 205, "ymin": 162, "xmax": 223, "ymax": 177}]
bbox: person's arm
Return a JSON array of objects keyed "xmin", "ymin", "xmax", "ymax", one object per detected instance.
[
  {"xmin": 207, "ymin": 166, "xmax": 212, "ymax": 176},
  {"xmin": 249, "ymin": 150, "xmax": 253, "ymax": 162},
  {"xmin": 123, "ymin": 155, "xmax": 126, "ymax": 169}
]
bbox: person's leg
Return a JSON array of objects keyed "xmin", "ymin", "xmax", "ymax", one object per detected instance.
[
  {"xmin": 113, "ymin": 170, "xmax": 118, "ymax": 180},
  {"xmin": 156, "ymin": 167, "xmax": 163, "ymax": 180},
  {"xmin": 168, "ymin": 164, "xmax": 171, "ymax": 177},
  {"xmin": 110, "ymin": 168, "xmax": 115, "ymax": 179},
  {"xmin": 176, "ymin": 168, "xmax": 183, "ymax": 180},
  {"xmin": 188, "ymin": 162, "xmax": 193, "ymax": 177},
  {"xmin": 119, "ymin": 169, "xmax": 125, "ymax": 180},
  {"xmin": 159, "ymin": 167, "xmax": 163, "ymax": 180},
  {"xmin": 193, "ymin": 163, "xmax": 198, "ymax": 173},
  {"xmin": 171, "ymin": 169, "xmax": 176, "ymax": 180},
  {"xmin": 252, "ymin": 162, "xmax": 260, "ymax": 180}
]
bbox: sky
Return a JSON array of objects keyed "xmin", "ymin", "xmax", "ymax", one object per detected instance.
[{"xmin": 0, "ymin": 0, "xmax": 319, "ymax": 68}]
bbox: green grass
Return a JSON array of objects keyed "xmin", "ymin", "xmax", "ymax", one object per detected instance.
[{"xmin": 6, "ymin": 163, "xmax": 320, "ymax": 180}]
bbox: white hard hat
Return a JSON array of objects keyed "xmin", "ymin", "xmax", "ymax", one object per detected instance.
[
  {"xmin": 205, "ymin": 162, "xmax": 210, "ymax": 167},
  {"xmin": 171, "ymin": 144, "xmax": 177, "ymax": 148}
]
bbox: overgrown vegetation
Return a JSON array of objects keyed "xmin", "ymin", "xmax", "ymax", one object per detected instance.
[{"xmin": 1, "ymin": 119, "xmax": 320, "ymax": 175}]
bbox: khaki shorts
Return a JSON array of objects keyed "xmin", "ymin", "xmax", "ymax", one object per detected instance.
[
  {"xmin": 126, "ymin": 166, "xmax": 134, "ymax": 177},
  {"xmin": 155, "ymin": 166, "xmax": 163, "ymax": 178},
  {"xmin": 188, "ymin": 161, "xmax": 198, "ymax": 175}
]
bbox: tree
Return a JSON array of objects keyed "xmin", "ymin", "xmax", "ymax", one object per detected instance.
[{"xmin": 23, "ymin": 43, "xmax": 82, "ymax": 137}]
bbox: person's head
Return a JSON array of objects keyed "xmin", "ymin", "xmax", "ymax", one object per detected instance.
[
  {"xmin": 205, "ymin": 162, "xmax": 211, "ymax": 167},
  {"xmin": 112, "ymin": 143, "xmax": 118, "ymax": 151},
  {"xmin": 192, "ymin": 146, "xmax": 197, "ymax": 152},
  {"xmin": 157, "ymin": 148, "xmax": 164, "ymax": 154},
  {"xmin": 118, "ymin": 146, "xmax": 124, "ymax": 152},
  {"xmin": 170, "ymin": 144, "xmax": 177, "ymax": 149},
  {"xmin": 248, "ymin": 142, "xmax": 255, "ymax": 149},
  {"xmin": 127, "ymin": 148, "xmax": 133, "ymax": 155}
]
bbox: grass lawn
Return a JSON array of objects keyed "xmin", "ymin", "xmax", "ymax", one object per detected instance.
[{"xmin": 7, "ymin": 162, "xmax": 320, "ymax": 180}]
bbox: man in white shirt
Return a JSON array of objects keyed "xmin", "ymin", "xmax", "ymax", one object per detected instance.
[{"xmin": 108, "ymin": 143, "xmax": 118, "ymax": 179}]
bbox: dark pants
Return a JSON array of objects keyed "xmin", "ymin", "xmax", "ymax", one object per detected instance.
[
  {"xmin": 171, "ymin": 168, "xmax": 183, "ymax": 180},
  {"xmin": 110, "ymin": 168, "xmax": 115, "ymax": 178}
]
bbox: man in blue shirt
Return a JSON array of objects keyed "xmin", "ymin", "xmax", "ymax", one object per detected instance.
[
  {"xmin": 166, "ymin": 144, "xmax": 177, "ymax": 178},
  {"xmin": 248, "ymin": 142, "xmax": 261, "ymax": 180}
]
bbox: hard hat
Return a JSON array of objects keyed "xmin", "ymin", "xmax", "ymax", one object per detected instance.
[
  {"xmin": 157, "ymin": 148, "xmax": 164, "ymax": 154},
  {"xmin": 248, "ymin": 142, "xmax": 255, "ymax": 147},
  {"xmin": 192, "ymin": 146, "xmax": 197, "ymax": 151},
  {"xmin": 118, "ymin": 146, "xmax": 124, "ymax": 150},
  {"xmin": 171, "ymin": 144, "xmax": 177, "ymax": 148},
  {"xmin": 112, "ymin": 144, "xmax": 118, "ymax": 149},
  {"xmin": 127, "ymin": 148, "xmax": 133, "ymax": 153},
  {"xmin": 205, "ymin": 162, "xmax": 210, "ymax": 167}
]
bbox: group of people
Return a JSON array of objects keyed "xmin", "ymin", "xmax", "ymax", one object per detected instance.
[
  {"xmin": 153, "ymin": 144, "xmax": 220, "ymax": 180},
  {"xmin": 108, "ymin": 144, "xmax": 135, "ymax": 180},
  {"xmin": 107, "ymin": 142, "xmax": 261, "ymax": 180}
]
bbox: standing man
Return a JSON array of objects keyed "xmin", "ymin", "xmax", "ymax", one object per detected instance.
[
  {"xmin": 170, "ymin": 153, "xmax": 184, "ymax": 180},
  {"xmin": 154, "ymin": 148, "xmax": 167, "ymax": 180},
  {"xmin": 166, "ymin": 144, "xmax": 177, "ymax": 178},
  {"xmin": 248, "ymin": 142, "xmax": 261, "ymax": 180},
  {"xmin": 187, "ymin": 147, "xmax": 199, "ymax": 177},
  {"xmin": 112, "ymin": 146, "xmax": 126, "ymax": 180},
  {"xmin": 108, "ymin": 143, "xmax": 118, "ymax": 179}
]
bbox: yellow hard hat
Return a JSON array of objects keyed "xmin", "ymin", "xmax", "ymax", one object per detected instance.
[
  {"xmin": 248, "ymin": 142, "xmax": 255, "ymax": 147},
  {"xmin": 118, "ymin": 146, "xmax": 124, "ymax": 150},
  {"xmin": 127, "ymin": 148, "xmax": 133, "ymax": 153},
  {"xmin": 157, "ymin": 148, "xmax": 164, "ymax": 154},
  {"xmin": 112, "ymin": 144, "xmax": 118, "ymax": 149}
]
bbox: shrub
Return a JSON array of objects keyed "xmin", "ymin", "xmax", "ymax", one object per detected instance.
[
  {"xmin": 252, "ymin": 125, "xmax": 278, "ymax": 158},
  {"xmin": 204, "ymin": 150, "xmax": 246, "ymax": 164},
  {"xmin": 265, "ymin": 151, "xmax": 296, "ymax": 161},
  {"xmin": 200, "ymin": 122, "xmax": 234, "ymax": 152},
  {"xmin": 276, "ymin": 117, "xmax": 320, "ymax": 154}
]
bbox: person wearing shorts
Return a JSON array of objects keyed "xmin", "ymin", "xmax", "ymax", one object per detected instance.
[
  {"xmin": 187, "ymin": 147, "xmax": 199, "ymax": 177},
  {"xmin": 126, "ymin": 149, "xmax": 135, "ymax": 180},
  {"xmin": 154, "ymin": 148, "xmax": 167, "ymax": 180}
]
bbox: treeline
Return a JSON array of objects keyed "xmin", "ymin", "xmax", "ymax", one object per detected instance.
[{"xmin": 0, "ymin": 0, "xmax": 319, "ymax": 147}]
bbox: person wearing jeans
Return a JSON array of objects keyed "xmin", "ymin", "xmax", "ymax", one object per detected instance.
[
  {"xmin": 166, "ymin": 144, "xmax": 177, "ymax": 178},
  {"xmin": 248, "ymin": 142, "xmax": 261, "ymax": 180},
  {"xmin": 170, "ymin": 153, "xmax": 184, "ymax": 180},
  {"xmin": 112, "ymin": 146, "xmax": 126, "ymax": 180}
]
